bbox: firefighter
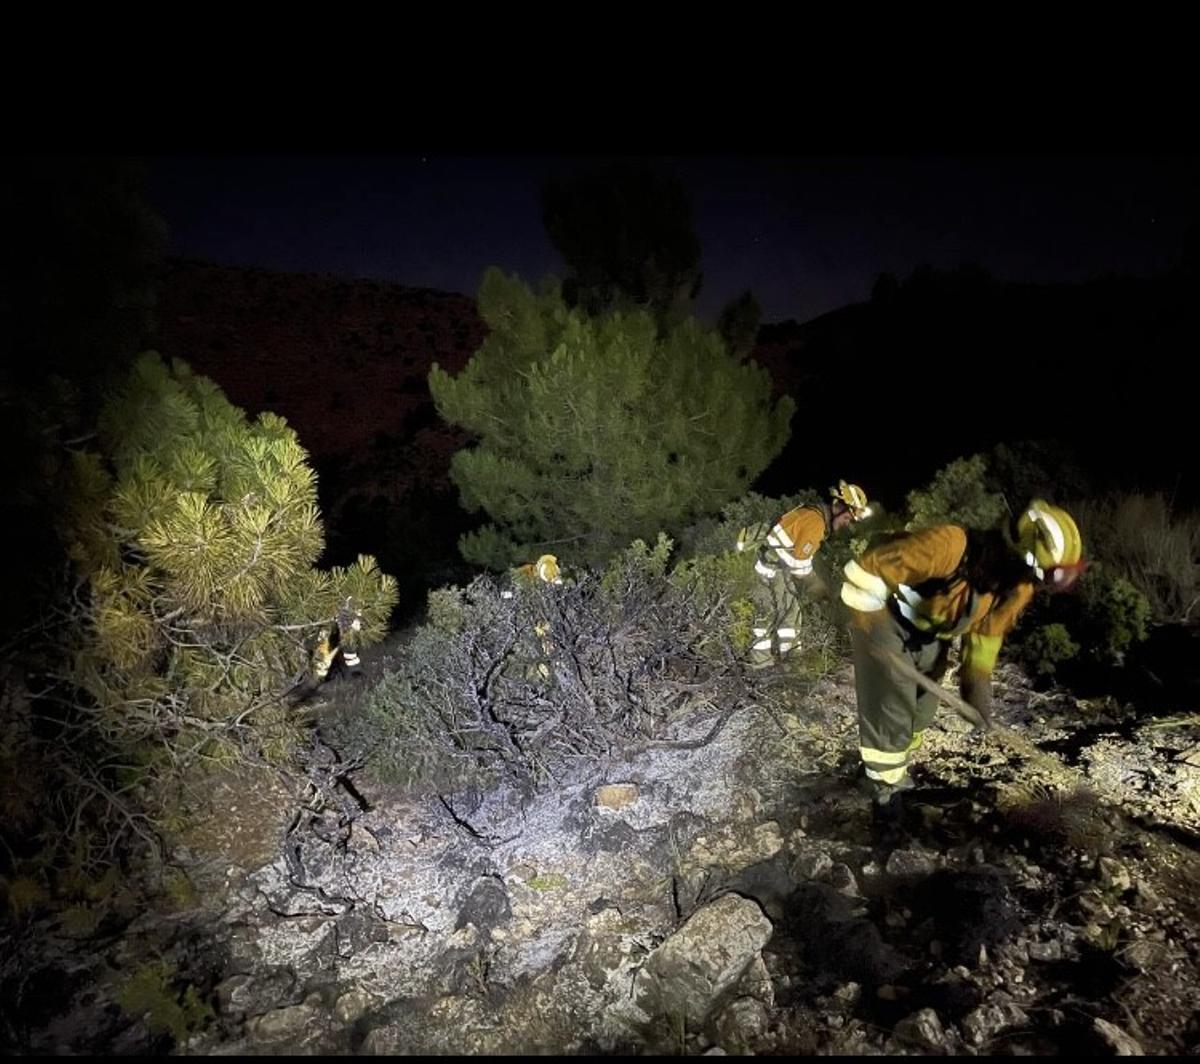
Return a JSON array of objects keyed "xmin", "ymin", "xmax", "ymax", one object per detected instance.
[
  {"xmin": 501, "ymin": 554, "xmax": 563, "ymax": 680},
  {"xmin": 309, "ymin": 597, "xmax": 366, "ymax": 684},
  {"xmin": 737, "ymin": 481, "xmax": 872, "ymax": 667},
  {"xmin": 839, "ymin": 499, "xmax": 1086, "ymax": 806}
]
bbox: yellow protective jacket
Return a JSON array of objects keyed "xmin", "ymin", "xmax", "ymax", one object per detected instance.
[
  {"xmin": 752, "ymin": 503, "xmax": 830, "ymax": 580},
  {"xmin": 841, "ymin": 525, "xmax": 1035, "ymax": 681}
]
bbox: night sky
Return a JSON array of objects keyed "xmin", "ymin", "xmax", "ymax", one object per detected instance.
[{"xmin": 145, "ymin": 155, "xmax": 1197, "ymax": 325}]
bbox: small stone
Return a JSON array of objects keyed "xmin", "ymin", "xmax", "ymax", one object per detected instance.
[
  {"xmin": 886, "ymin": 849, "xmax": 937, "ymax": 878},
  {"xmin": 334, "ymin": 988, "xmax": 378, "ymax": 1025},
  {"xmin": 595, "ymin": 783, "xmax": 639, "ymax": 811},
  {"xmin": 961, "ymin": 1002, "xmax": 1030, "ymax": 1046},
  {"xmin": 1028, "ymin": 940, "xmax": 1063, "ymax": 963},
  {"xmin": 792, "ymin": 852, "xmax": 834, "ymax": 881},
  {"xmin": 893, "ymin": 1008, "xmax": 947, "ymax": 1052},
  {"xmin": 1134, "ymin": 879, "xmax": 1163, "ymax": 911},
  {"xmin": 827, "ymin": 863, "xmax": 861, "ymax": 898},
  {"xmin": 448, "ymin": 923, "xmax": 479, "ymax": 949},
  {"xmin": 1098, "ymin": 857, "xmax": 1133, "ymax": 894},
  {"xmin": 1122, "ymin": 939, "xmax": 1166, "ymax": 972},
  {"xmin": 833, "ymin": 982, "xmax": 861, "ymax": 1005},
  {"xmin": 1092, "ymin": 1017, "xmax": 1144, "ymax": 1055},
  {"xmin": 506, "ymin": 863, "xmax": 538, "ymax": 883}
]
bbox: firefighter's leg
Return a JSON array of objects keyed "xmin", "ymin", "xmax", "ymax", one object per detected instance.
[
  {"xmin": 774, "ymin": 580, "xmax": 803, "ymax": 659},
  {"xmin": 907, "ymin": 637, "xmax": 951, "ymax": 765},
  {"xmin": 747, "ymin": 576, "xmax": 780, "ymax": 668},
  {"xmin": 340, "ymin": 631, "xmax": 363, "ymax": 676},
  {"xmin": 850, "ymin": 614, "xmax": 922, "ymax": 801}
]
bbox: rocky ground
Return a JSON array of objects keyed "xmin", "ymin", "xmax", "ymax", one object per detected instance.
[{"xmin": 4, "ymin": 655, "xmax": 1200, "ymax": 1056}]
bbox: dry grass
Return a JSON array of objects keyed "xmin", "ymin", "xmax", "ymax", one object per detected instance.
[
  {"xmin": 1069, "ymin": 492, "xmax": 1200, "ymax": 624},
  {"xmin": 995, "ymin": 780, "xmax": 1113, "ymax": 852}
]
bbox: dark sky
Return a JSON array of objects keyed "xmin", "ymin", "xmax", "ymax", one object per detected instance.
[{"xmin": 146, "ymin": 155, "xmax": 1196, "ymax": 325}]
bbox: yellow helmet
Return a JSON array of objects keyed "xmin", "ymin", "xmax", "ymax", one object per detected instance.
[
  {"xmin": 830, "ymin": 480, "xmax": 872, "ymax": 519},
  {"xmin": 1013, "ymin": 499, "xmax": 1084, "ymax": 585},
  {"xmin": 535, "ymin": 554, "xmax": 563, "ymax": 584}
]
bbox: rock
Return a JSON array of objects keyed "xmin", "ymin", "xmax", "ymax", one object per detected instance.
[
  {"xmin": 215, "ymin": 967, "xmax": 298, "ymax": 1016},
  {"xmin": 336, "ymin": 909, "xmax": 389, "ymax": 957},
  {"xmin": 791, "ymin": 851, "xmax": 834, "ymax": 881},
  {"xmin": 351, "ymin": 821, "xmax": 381, "ymax": 853},
  {"xmin": 455, "ymin": 875, "xmax": 511, "ymax": 933},
  {"xmin": 961, "ymin": 1002, "xmax": 1030, "ymax": 1046},
  {"xmin": 1027, "ymin": 940, "xmax": 1063, "ymax": 963},
  {"xmin": 827, "ymin": 863, "xmax": 861, "ymax": 898},
  {"xmin": 226, "ymin": 924, "xmax": 264, "ymax": 970},
  {"xmin": 732, "ymin": 788, "xmax": 764, "ymax": 821},
  {"xmin": 575, "ymin": 920, "xmax": 638, "ymax": 991},
  {"xmin": 361, "ymin": 1024, "xmax": 408, "ymax": 1054},
  {"xmin": 1098, "ymin": 858, "xmax": 1133, "ymax": 894},
  {"xmin": 334, "ymin": 988, "xmax": 379, "ymax": 1025},
  {"xmin": 248, "ymin": 1000, "xmax": 319, "ymax": 1044},
  {"xmin": 712, "ymin": 996, "xmax": 770, "ymax": 1054},
  {"xmin": 832, "ymin": 982, "xmax": 862, "ymax": 1007},
  {"xmin": 858, "ymin": 860, "xmax": 885, "ymax": 889},
  {"xmin": 506, "ymin": 862, "xmax": 538, "ymax": 883},
  {"xmin": 635, "ymin": 893, "xmax": 773, "ymax": 1028},
  {"xmin": 886, "ymin": 849, "xmax": 938, "ymax": 878},
  {"xmin": 893, "ymin": 1008, "xmax": 948, "ymax": 1053},
  {"xmin": 1122, "ymin": 939, "xmax": 1167, "ymax": 973},
  {"xmin": 447, "ymin": 923, "xmax": 479, "ymax": 949},
  {"xmin": 1092, "ymin": 1017, "xmax": 1144, "ymax": 1055},
  {"xmin": 1133, "ymin": 879, "xmax": 1163, "ymax": 912},
  {"xmin": 734, "ymin": 954, "xmax": 775, "ymax": 1008},
  {"xmin": 595, "ymin": 783, "xmax": 639, "ymax": 811}
]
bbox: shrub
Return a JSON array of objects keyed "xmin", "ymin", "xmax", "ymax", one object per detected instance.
[
  {"xmin": 356, "ymin": 534, "xmax": 760, "ymax": 792},
  {"xmin": 905, "ymin": 453, "xmax": 1008, "ymax": 531},
  {"xmin": 429, "ymin": 269, "xmax": 793, "ymax": 569},
  {"xmin": 1068, "ymin": 492, "xmax": 1200, "ymax": 625},
  {"xmin": 49, "ymin": 353, "xmax": 398, "ymax": 865}
]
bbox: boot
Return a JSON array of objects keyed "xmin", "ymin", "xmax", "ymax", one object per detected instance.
[{"xmin": 857, "ymin": 771, "xmax": 916, "ymax": 807}]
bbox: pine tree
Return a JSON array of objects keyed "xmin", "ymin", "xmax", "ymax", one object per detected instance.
[
  {"xmin": 717, "ymin": 290, "xmax": 763, "ymax": 358},
  {"xmin": 540, "ymin": 162, "xmax": 703, "ymax": 328},
  {"xmin": 62, "ymin": 352, "xmax": 398, "ymax": 777},
  {"xmin": 429, "ymin": 269, "xmax": 794, "ymax": 569}
]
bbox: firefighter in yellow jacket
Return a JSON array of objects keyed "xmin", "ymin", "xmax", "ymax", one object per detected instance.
[
  {"xmin": 310, "ymin": 597, "xmax": 366, "ymax": 683},
  {"xmin": 839, "ymin": 499, "xmax": 1086, "ymax": 805},
  {"xmin": 502, "ymin": 554, "xmax": 563, "ymax": 680},
  {"xmin": 737, "ymin": 481, "xmax": 872, "ymax": 667}
]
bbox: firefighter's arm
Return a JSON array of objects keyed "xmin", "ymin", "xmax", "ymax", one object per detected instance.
[
  {"xmin": 838, "ymin": 552, "xmax": 889, "ymax": 638},
  {"xmin": 959, "ymin": 635, "xmax": 999, "ymax": 732},
  {"xmin": 958, "ymin": 584, "xmax": 1035, "ymax": 731}
]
